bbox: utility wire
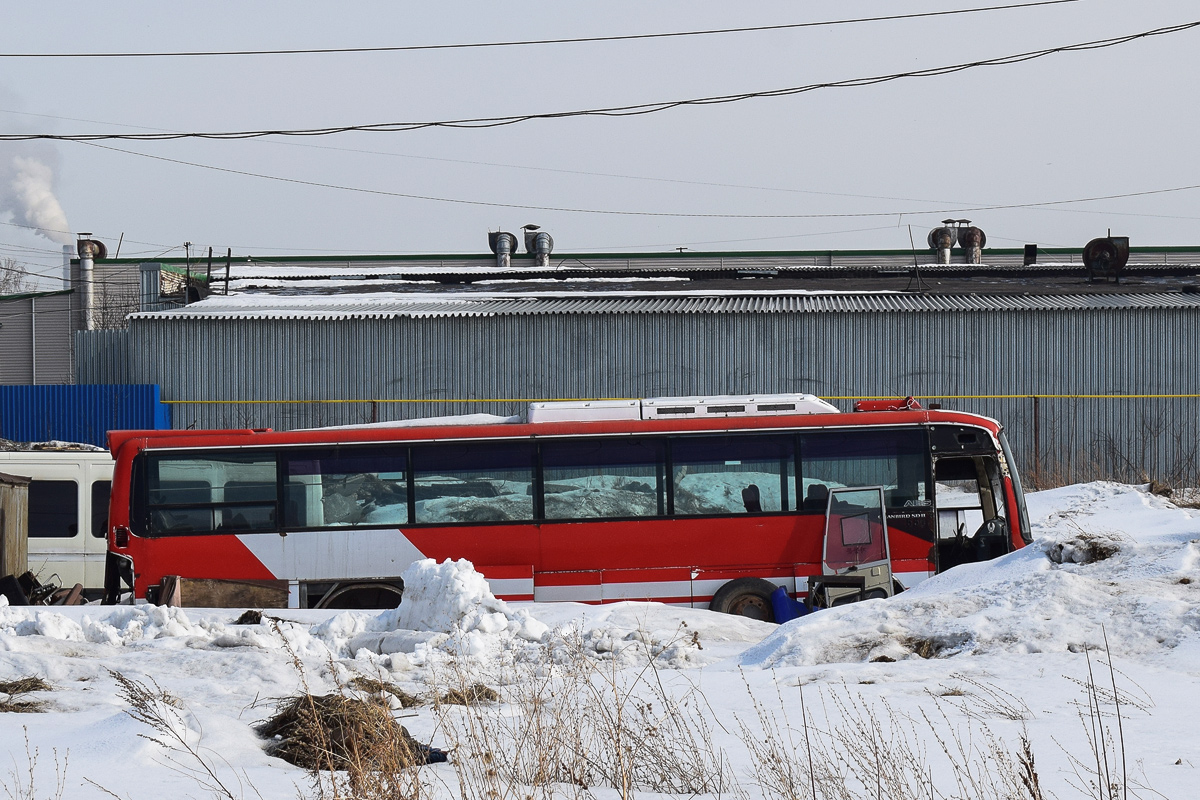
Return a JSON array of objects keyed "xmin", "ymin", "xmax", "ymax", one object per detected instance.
[
  {"xmin": 3, "ymin": 18, "xmax": 1193, "ymax": 142},
  {"xmin": 74, "ymin": 140, "xmax": 1200, "ymax": 220},
  {"xmin": 0, "ymin": 1, "xmax": 1078, "ymax": 58}
]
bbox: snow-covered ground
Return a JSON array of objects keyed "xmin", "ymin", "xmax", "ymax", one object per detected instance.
[{"xmin": 2, "ymin": 482, "xmax": 1198, "ymax": 799}]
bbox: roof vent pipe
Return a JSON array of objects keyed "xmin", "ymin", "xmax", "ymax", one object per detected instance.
[
  {"xmin": 523, "ymin": 224, "xmax": 553, "ymax": 267},
  {"xmin": 958, "ymin": 225, "xmax": 985, "ymax": 264},
  {"xmin": 488, "ymin": 231, "xmax": 518, "ymax": 269},
  {"xmin": 928, "ymin": 221, "xmax": 957, "ymax": 265},
  {"xmin": 76, "ymin": 235, "xmax": 107, "ymax": 330}
]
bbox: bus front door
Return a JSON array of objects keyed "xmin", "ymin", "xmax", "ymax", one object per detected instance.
[{"xmin": 933, "ymin": 456, "xmax": 1011, "ymax": 572}]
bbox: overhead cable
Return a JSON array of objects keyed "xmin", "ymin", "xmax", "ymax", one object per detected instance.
[
  {"xmin": 2, "ymin": 18, "xmax": 1194, "ymax": 142},
  {"xmin": 0, "ymin": 1, "xmax": 1077, "ymax": 58},
  {"xmin": 76, "ymin": 140, "xmax": 1200, "ymax": 219}
]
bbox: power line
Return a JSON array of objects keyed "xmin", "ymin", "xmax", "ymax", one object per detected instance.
[
  {"xmin": 8, "ymin": 106, "xmax": 1200, "ymax": 227},
  {"xmin": 0, "ymin": 1, "xmax": 1078, "ymax": 59},
  {"xmin": 3, "ymin": 18, "xmax": 1193, "ymax": 142},
  {"xmin": 73, "ymin": 139, "xmax": 1200, "ymax": 220}
]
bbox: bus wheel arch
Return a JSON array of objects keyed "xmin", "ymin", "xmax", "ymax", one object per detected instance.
[
  {"xmin": 709, "ymin": 577, "xmax": 777, "ymax": 623},
  {"xmin": 314, "ymin": 581, "xmax": 404, "ymax": 610}
]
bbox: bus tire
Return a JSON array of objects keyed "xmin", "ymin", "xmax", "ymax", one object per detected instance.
[
  {"xmin": 315, "ymin": 581, "xmax": 404, "ymax": 610},
  {"xmin": 709, "ymin": 577, "xmax": 777, "ymax": 623}
]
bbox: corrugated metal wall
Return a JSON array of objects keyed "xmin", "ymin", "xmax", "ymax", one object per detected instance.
[
  {"xmin": 0, "ymin": 384, "xmax": 171, "ymax": 446},
  {"xmin": 0, "ymin": 292, "xmax": 77, "ymax": 385},
  {"xmin": 74, "ymin": 330, "xmax": 133, "ymax": 384},
  {"xmin": 74, "ymin": 306, "xmax": 1200, "ymax": 485}
]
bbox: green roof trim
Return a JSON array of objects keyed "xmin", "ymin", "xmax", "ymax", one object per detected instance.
[
  {"xmin": 0, "ymin": 288, "xmax": 73, "ymax": 302},
  {"xmin": 77, "ymin": 244, "xmax": 1200, "ymax": 267}
]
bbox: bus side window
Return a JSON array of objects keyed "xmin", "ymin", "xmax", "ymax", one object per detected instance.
[
  {"xmin": 91, "ymin": 480, "xmax": 111, "ymax": 537},
  {"xmin": 799, "ymin": 430, "xmax": 928, "ymax": 509},
  {"xmin": 542, "ymin": 439, "xmax": 665, "ymax": 520},
  {"xmin": 150, "ymin": 480, "xmax": 213, "ymax": 533},
  {"xmin": 670, "ymin": 435, "xmax": 792, "ymax": 515},
  {"xmin": 29, "ymin": 480, "xmax": 79, "ymax": 538},
  {"xmin": 283, "ymin": 448, "xmax": 409, "ymax": 528},
  {"xmin": 412, "ymin": 443, "xmax": 535, "ymax": 524}
]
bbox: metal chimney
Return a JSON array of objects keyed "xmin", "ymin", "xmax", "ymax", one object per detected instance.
[
  {"xmin": 61, "ymin": 244, "xmax": 73, "ymax": 290},
  {"xmin": 522, "ymin": 224, "xmax": 553, "ymax": 267},
  {"xmin": 488, "ymin": 231, "xmax": 518, "ymax": 269},
  {"xmin": 76, "ymin": 234, "xmax": 103, "ymax": 330}
]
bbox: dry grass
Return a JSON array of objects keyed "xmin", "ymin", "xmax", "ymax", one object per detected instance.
[
  {"xmin": 1, "ymin": 729, "xmax": 67, "ymax": 800},
  {"xmin": 435, "ymin": 683, "xmax": 497, "ymax": 706},
  {"xmin": 432, "ymin": 626, "xmax": 743, "ymax": 800},
  {"xmin": 930, "ymin": 673, "xmax": 1034, "ymax": 722},
  {"xmin": 350, "ymin": 677, "xmax": 422, "ymax": 708},
  {"xmin": 737, "ymin": 674, "xmax": 1042, "ymax": 800},
  {"xmin": 0, "ymin": 677, "xmax": 51, "ymax": 714},
  {"xmin": 258, "ymin": 694, "xmax": 430, "ymax": 772}
]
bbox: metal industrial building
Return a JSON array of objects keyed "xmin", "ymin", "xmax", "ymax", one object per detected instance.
[{"xmin": 73, "ymin": 239, "xmax": 1200, "ymax": 486}]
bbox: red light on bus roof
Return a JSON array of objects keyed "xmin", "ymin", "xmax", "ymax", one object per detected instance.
[{"xmin": 853, "ymin": 397, "xmax": 923, "ymax": 412}]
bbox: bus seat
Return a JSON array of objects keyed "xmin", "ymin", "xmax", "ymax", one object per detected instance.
[
  {"xmin": 805, "ymin": 484, "xmax": 829, "ymax": 511},
  {"xmin": 742, "ymin": 484, "xmax": 762, "ymax": 513}
]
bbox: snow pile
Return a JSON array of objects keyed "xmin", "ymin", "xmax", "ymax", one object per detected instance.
[
  {"xmin": 0, "ymin": 604, "xmax": 209, "ymax": 645},
  {"xmin": 741, "ymin": 482, "xmax": 1200, "ymax": 668},
  {"xmin": 312, "ymin": 559, "xmax": 548, "ymax": 660}
]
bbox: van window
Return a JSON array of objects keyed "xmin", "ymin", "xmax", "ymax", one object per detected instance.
[
  {"xmin": 29, "ymin": 480, "xmax": 79, "ymax": 538},
  {"xmin": 91, "ymin": 480, "xmax": 112, "ymax": 538}
]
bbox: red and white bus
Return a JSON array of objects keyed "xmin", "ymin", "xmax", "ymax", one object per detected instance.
[{"xmin": 102, "ymin": 394, "xmax": 1031, "ymax": 620}]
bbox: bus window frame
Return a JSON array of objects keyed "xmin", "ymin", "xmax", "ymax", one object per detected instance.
[{"xmin": 125, "ymin": 425, "xmax": 950, "ymax": 537}]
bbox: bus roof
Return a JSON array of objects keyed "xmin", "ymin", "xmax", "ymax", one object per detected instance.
[{"xmin": 108, "ymin": 405, "xmax": 1002, "ymax": 459}]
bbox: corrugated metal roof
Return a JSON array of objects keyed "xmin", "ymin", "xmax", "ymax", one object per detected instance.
[{"xmin": 130, "ymin": 291, "xmax": 1200, "ymax": 321}]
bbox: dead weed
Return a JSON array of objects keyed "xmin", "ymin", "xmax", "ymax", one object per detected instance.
[
  {"xmin": 258, "ymin": 694, "xmax": 439, "ymax": 771},
  {"xmin": 0, "ymin": 676, "xmax": 51, "ymax": 713}
]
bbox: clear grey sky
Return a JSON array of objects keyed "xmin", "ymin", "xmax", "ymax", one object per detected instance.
[{"xmin": 1, "ymin": 1, "xmax": 1197, "ymax": 285}]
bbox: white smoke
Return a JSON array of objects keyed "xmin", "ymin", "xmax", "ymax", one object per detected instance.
[{"xmin": 4, "ymin": 154, "xmax": 72, "ymax": 245}]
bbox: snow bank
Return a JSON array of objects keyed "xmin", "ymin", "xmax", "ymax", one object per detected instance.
[
  {"xmin": 0, "ymin": 604, "xmax": 209, "ymax": 645},
  {"xmin": 311, "ymin": 559, "xmax": 548, "ymax": 660},
  {"xmin": 741, "ymin": 482, "xmax": 1200, "ymax": 668}
]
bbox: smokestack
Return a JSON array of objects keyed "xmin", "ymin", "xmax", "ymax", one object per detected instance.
[
  {"xmin": 488, "ymin": 230, "xmax": 518, "ymax": 269},
  {"xmin": 61, "ymin": 244, "xmax": 73, "ymax": 290},
  {"xmin": 522, "ymin": 224, "xmax": 554, "ymax": 268}
]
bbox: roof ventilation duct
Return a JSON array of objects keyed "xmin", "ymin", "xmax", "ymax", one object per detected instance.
[
  {"xmin": 957, "ymin": 222, "xmax": 985, "ymax": 264},
  {"xmin": 523, "ymin": 224, "xmax": 554, "ymax": 267},
  {"xmin": 1083, "ymin": 235, "xmax": 1129, "ymax": 284},
  {"xmin": 488, "ymin": 230, "xmax": 518, "ymax": 269},
  {"xmin": 928, "ymin": 221, "xmax": 958, "ymax": 265}
]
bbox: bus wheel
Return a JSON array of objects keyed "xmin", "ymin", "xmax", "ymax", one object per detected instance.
[
  {"xmin": 709, "ymin": 577, "xmax": 777, "ymax": 623},
  {"xmin": 316, "ymin": 582, "xmax": 404, "ymax": 610}
]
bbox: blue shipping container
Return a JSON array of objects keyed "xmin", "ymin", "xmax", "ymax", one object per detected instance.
[{"xmin": 0, "ymin": 384, "xmax": 171, "ymax": 447}]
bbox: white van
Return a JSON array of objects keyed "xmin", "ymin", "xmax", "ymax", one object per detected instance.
[{"xmin": 0, "ymin": 449, "xmax": 114, "ymax": 599}]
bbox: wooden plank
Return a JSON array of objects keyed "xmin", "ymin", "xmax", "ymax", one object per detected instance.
[
  {"xmin": 0, "ymin": 476, "xmax": 29, "ymax": 578},
  {"xmin": 176, "ymin": 577, "xmax": 289, "ymax": 608}
]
